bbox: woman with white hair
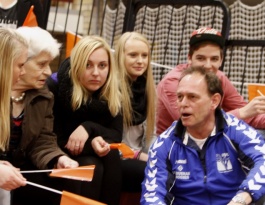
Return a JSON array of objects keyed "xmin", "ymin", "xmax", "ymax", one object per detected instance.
[{"xmin": 9, "ymin": 26, "xmax": 78, "ymax": 205}]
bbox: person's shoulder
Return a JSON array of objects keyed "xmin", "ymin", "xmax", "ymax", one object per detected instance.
[
  {"xmin": 158, "ymin": 64, "xmax": 188, "ymax": 85},
  {"xmin": 216, "ymin": 70, "xmax": 230, "ymax": 80},
  {"xmin": 158, "ymin": 121, "xmax": 178, "ymax": 140},
  {"xmin": 151, "ymin": 122, "xmax": 179, "ymax": 156},
  {"xmin": 37, "ymin": 86, "xmax": 53, "ymax": 98},
  {"xmin": 222, "ymin": 110, "xmax": 250, "ymax": 131},
  {"xmin": 25, "ymin": 86, "xmax": 53, "ymax": 104},
  {"xmin": 157, "ymin": 64, "xmax": 188, "ymax": 94}
]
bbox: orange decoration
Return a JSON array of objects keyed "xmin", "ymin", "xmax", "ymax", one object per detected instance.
[
  {"xmin": 110, "ymin": 143, "xmax": 134, "ymax": 159},
  {"xmin": 50, "ymin": 165, "xmax": 95, "ymax": 182},
  {"xmin": 60, "ymin": 191, "xmax": 107, "ymax": 205},
  {"xmin": 23, "ymin": 5, "xmax": 38, "ymax": 27},
  {"xmin": 247, "ymin": 83, "xmax": 265, "ymax": 101},
  {"xmin": 65, "ymin": 31, "xmax": 82, "ymax": 57}
]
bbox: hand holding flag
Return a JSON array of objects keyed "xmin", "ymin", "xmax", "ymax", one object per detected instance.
[{"xmin": 21, "ymin": 165, "xmax": 95, "ymax": 182}]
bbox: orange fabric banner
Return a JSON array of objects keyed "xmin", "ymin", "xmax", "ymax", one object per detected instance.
[
  {"xmin": 50, "ymin": 165, "xmax": 95, "ymax": 182},
  {"xmin": 23, "ymin": 5, "xmax": 38, "ymax": 27},
  {"xmin": 60, "ymin": 191, "xmax": 107, "ymax": 205},
  {"xmin": 66, "ymin": 31, "xmax": 82, "ymax": 58},
  {"xmin": 110, "ymin": 143, "xmax": 134, "ymax": 159},
  {"xmin": 247, "ymin": 83, "xmax": 265, "ymax": 101}
]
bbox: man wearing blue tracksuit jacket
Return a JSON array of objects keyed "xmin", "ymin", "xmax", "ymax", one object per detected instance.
[{"xmin": 141, "ymin": 67, "xmax": 265, "ymax": 205}]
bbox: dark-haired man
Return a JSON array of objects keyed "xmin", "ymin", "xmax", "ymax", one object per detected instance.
[{"xmin": 156, "ymin": 27, "xmax": 265, "ymax": 135}]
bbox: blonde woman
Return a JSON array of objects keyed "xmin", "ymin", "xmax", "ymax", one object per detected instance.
[
  {"xmin": 0, "ymin": 28, "xmax": 27, "ymax": 205},
  {"xmin": 47, "ymin": 36, "xmax": 123, "ymax": 205},
  {"xmin": 114, "ymin": 32, "xmax": 156, "ymax": 193},
  {"xmin": 115, "ymin": 31, "xmax": 156, "ymax": 160}
]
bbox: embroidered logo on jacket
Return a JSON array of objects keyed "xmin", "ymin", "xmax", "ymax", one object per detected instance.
[
  {"xmin": 216, "ymin": 153, "xmax": 233, "ymax": 172},
  {"xmin": 175, "ymin": 159, "xmax": 190, "ymax": 179}
]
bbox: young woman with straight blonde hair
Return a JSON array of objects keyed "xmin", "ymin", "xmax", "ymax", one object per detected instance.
[
  {"xmin": 0, "ymin": 27, "xmax": 27, "ymax": 205},
  {"xmin": 47, "ymin": 35, "xmax": 123, "ymax": 205},
  {"xmin": 114, "ymin": 32, "xmax": 156, "ymax": 194},
  {"xmin": 0, "ymin": 28, "xmax": 27, "ymax": 152},
  {"xmin": 115, "ymin": 31, "xmax": 156, "ymax": 161}
]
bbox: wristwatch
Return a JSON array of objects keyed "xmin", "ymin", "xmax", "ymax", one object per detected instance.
[{"xmin": 232, "ymin": 195, "xmax": 247, "ymax": 205}]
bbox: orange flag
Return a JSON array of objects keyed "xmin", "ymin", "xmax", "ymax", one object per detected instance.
[
  {"xmin": 26, "ymin": 181, "xmax": 107, "ymax": 205},
  {"xmin": 247, "ymin": 83, "xmax": 265, "ymax": 101},
  {"xmin": 50, "ymin": 165, "xmax": 95, "ymax": 182},
  {"xmin": 110, "ymin": 143, "xmax": 134, "ymax": 159},
  {"xmin": 66, "ymin": 31, "xmax": 82, "ymax": 58},
  {"xmin": 23, "ymin": 5, "xmax": 38, "ymax": 27},
  {"xmin": 61, "ymin": 191, "xmax": 107, "ymax": 205}
]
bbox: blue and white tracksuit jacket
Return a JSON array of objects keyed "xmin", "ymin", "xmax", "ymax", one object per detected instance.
[{"xmin": 141, "ymin": 109, "xmax": 265, "ymax": 205}]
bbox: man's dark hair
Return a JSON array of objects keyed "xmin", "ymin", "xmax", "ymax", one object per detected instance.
[{"xmin": 188, "ymin": 41, "xmax": 224, "ymax": 58}]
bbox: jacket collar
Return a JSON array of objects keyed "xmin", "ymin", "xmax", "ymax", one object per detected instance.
[
  {"xmin": 24, "ymin": 85, "xmax": 52, "ymax": 103},
  {"xmin": 174, "ymin": 108, "xmax": 226, "ymax": 140}
]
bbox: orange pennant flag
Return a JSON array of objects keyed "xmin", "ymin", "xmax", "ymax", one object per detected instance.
[
  {"xmin": 23, "ymin": 5, "xmax": 38, "ymax": 27},
  {"xmin": 61, "ymin": 191, "xmax": 107, "ymax": 205},
  {"xmin": 66, "ymin": 31, "xmax": 82, "ymax": 58},
  {"xmin": 26, "ymin": 181, "xmax": 106, "ymax": 205},
  {"xmin": 110, "ymin": 143, "xmax": 134, "ymax": 159},
  {"xmin": 49, "ymin": 165, "xmax": 95, "ymax": 182},
  {"xmin": 247, "ymin": 83, "xmax": 265, "ymax": 101}
]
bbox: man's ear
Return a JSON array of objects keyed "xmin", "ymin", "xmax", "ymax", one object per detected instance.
[{"xmin": 211, "ymin": 93, "xmax": 222, "ymax": 110}]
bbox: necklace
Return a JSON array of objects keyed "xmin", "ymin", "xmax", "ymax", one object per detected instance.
[{"xmin": 11, "ymin": 92, "xmax": 25, "ymax": 103}]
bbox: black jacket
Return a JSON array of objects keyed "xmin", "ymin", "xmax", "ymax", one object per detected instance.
[
  {"xmin": 17, "ymin": 0, "xmax": 44, "ymax": 28},
  {"xmin": 46, "ymin": 58, "xmax": 123, "ymax": 156}
]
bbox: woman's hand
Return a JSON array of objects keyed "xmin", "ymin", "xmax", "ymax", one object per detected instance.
[
  {"xmin": 56, "ymin": 156, "xmax": 79, "ymax": 169},
  {"xmin": 91, "ymin": 136, "xmax": 110, "ymax": 157},
  {"xmin": 65, "ymin": 125, "xmax": 89, "ymax": 155},
  {"xmin": 0, "ymin": 161, "xmax": 26, "ymax": 190}
]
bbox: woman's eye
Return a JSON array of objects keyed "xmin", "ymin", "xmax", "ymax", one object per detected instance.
[
  {"xmin": 86, "ymin": 63, "xmax": 91, "ymax": 68},
  {"xmin": 129, "ymin": 53, "xmax": 137, "ymax": 57},
  {"xmin": 99, "ymin": 63, "xmax": 107, "ymax": 69}
]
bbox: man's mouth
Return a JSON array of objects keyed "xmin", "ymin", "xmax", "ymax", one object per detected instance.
[{"xmin": 181, "ymin": 113, "xmax": 192, "ymax": 118}]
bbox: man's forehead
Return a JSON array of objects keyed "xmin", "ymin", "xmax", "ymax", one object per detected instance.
[
  {"xmin": 178, "ymin": 73, "xmax": 206, "ymax": 92},
  {"xmin": 181, "ymin": 73, "xmax": 204, "ymax": 84}
]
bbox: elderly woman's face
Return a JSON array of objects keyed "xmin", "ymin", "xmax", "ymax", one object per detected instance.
[{"xmin": 19, "ymin": 51, "xmax": 53, "ymax": 90}]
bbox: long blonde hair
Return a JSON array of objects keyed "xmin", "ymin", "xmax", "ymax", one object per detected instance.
[
  {"xmin": 69, "ymin": 35, "xmax": 121, "ymax": 116},
  {"xmin": 0, "ymin": 28, "xmax": 27, "ymax": 151},
  {"xmin": 115, "ymin": 32, "xmax": 156, "ymax": 142}
]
